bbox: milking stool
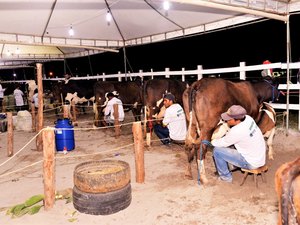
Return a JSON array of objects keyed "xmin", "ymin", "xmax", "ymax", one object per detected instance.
[{"xmin": 240, "ymin": 165, "xmax": 268, "ymax": 188}]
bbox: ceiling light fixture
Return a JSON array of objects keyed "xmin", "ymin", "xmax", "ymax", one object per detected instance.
[
  {"xmin": 6, "ymin": 50, "xmax": 11, "ymax": 56},
  {"xmin": 106, "ymin": 11, "xmax": 112, "ymax": 26},
  {"xmin": 15, "ymin": 48, "xmax": 20, "ymax": 54},
  {"xmin": 68, "ymin": 25, "xmax": 74, "ymax": 36},
  {"xmin": 163, "ymin": 1, "xmax": 170, "ymax": 16}
]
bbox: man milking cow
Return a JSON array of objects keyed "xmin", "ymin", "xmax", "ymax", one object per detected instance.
[
  {"xmin": 104, "ymin": 92, "xmax": 125, "ymax": 126},
  {"xmin": 153, "ymin": 93, "xmax": 187, "ymax": 146},
  {"xmin": 211, "ymin": 105, "xmax": 266, "ymax": 183}
]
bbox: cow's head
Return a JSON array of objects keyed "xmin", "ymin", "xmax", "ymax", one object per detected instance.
[{"xmin": 51, "ymin": 81, "xmax": 64, "ymax": 103}]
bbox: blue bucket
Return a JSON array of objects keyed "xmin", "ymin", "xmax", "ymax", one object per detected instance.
[{"xmin": 55, "ymin": 118, "xmax": 75, "ymax": 151}]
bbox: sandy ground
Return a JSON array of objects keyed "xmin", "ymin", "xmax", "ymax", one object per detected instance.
[{"xmin": 0, "ymin": 109, "xmax": 299, "ymax": 225}]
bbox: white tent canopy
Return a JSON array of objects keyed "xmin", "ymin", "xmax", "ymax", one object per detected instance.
[{"xmin": 0, "ymin": 0, "xmax": 299, "ymax": 66}]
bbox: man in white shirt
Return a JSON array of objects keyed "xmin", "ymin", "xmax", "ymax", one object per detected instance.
[
  {"xmin": 32, "ymin": 89, "xmax": 39, "ymax": 109},
  {"xmin": 0, "ymin": 82, "xmax": 6, "ymax": 112},
  {"xmin": 211, "ymin": 105, "xmax": 266, "ymax": 183},
  {"xmin": 153, "ymin": 93, "xmax": 187, "ymax": 145},
  {"xmin": 13, "ymin": 85, "xmax": 24, "ymax": 112},
  {"xmin": 104, "ymin": 92, "xmax": 124, "ymax": 126}
]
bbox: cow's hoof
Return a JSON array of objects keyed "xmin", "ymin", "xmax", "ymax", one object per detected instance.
[{"xmin": 200, "ymin": 176, "xmax": 209, "ymax": 185}]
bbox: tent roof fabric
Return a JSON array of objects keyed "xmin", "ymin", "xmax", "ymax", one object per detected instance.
[{"xmin": 0, "ymin": 0, "xmax": 298, "ymax": 66}]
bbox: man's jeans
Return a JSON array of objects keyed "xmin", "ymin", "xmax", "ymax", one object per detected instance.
[
  {"xmin": 153, "ymin": 124, "xmax": 170, "ymax": 145},
  {"xmin": 213, "ymin": 147, "xmax": 256, "ymax": 181}
]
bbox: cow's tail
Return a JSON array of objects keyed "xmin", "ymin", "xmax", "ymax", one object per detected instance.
[
  {"xmin": 279, "ymin": 157, "xmax": 300, "ymax": 225},
  {"xmin": 186, "ymin": 85, "xmax": 197, "ymax": 162}
]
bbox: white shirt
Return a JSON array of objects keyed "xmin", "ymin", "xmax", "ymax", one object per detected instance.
[
  {"xmin": 104, "ymin": 97, "xmax": 124, "ymax": 121},
  {"xmin": 0, "ymin": 84, "xmax": 5, "ymax": 98},
  {"xmin": 211, "ymin": 115, "xmax": 266, "ymax": 168},
  {"xmin": 14, "ymin": 89, "xmax": 24, "ymax": 106},
  {"xmin": 163, "ymin": 103, "xmax": 187, "ymax": 141}
]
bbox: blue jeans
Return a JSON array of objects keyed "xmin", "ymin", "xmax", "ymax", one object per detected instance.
[
  {"xmin": 213, "ymin": 147, "xmax": 256, "ymax": 181},
  {"xmin": 153, "ymin": 124, "xmax": 170, "ymax": 145}
]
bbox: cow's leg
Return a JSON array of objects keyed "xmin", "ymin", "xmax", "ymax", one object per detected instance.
[
  {"xmin": 185, "ymin": 162, "xmax": 193, "ymax": 180},
  {"xmin": 132, "ymin": 102, "xmax": 141, "ymax": 121},
  {"xmin": 197, "ymin": 158, "xmax": 208, "ymax": 184},
  {"xmin": 93, "ymin": 102, "xmax": 99, "ymax": 127},
  {"xmin": 266, "ymin": 127, "xmax": 276, "ymax": 160}
]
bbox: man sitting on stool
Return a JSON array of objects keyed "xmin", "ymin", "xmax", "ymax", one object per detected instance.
[{"xmin": 104, "ymin": 92, "xmax": 124, "ymax": 126}]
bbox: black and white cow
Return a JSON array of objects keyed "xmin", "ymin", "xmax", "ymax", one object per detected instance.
[{"xmin": 51, "ymin": 79, "xmax": 95, "ymax": 115}]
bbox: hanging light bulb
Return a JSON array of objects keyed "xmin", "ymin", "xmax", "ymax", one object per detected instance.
[
  {"xmin": 15, "ymin": 47, "xmax": 20, "ymax": 54},
  {"xmin": 163, "ymin": 1, "xmax": 170, "ymax": 16},
  {"xmin": 163, "ymin": 1, "xmax": 170, "ymax": 10},
  {"xmin": 106, "ymin": 11, "xmax": 112, "ymax": 26},
  {"xmin": 6, "ymin": 50, "xmax": 11, "ymax": 56},
  {"xmin": 69, "ymin": 25, "xmax": 74, "ymax": 36}
]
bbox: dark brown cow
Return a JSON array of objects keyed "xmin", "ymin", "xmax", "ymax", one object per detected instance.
[
  {"xmin": 275, "ymin": 157, "xmax": 300, "ymax": 225},
  {"xmin": 143, "ymin": 78, "xmax": 188, "ymax": 132},
  {"xmin": 183, "ymin": 78, "xmax": 260, "ymax": 184},
  {"xmin": 251, "ymin": 77, "xmax": 281, "ymax": 104},
  {"xmin": 93, "ymin": 80, "xmax": 143, "ymax": 127}
]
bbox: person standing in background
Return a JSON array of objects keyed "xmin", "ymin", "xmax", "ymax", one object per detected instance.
[
  {"xmin": 32, "ymin": 89, "xmax": 39, "ymax": 110},
  {"xmin": 0, "ymin": 81, "xmax": 6, "ymax": 112},
  {"xmin": 14, "ymin": 85, "xmax": 24, "ymax": 112},
  {"xmin": 261, "ymin": 60, "xmax": 273, "ymax": 78}
]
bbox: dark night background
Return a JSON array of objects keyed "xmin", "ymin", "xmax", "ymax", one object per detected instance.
[{"xmin": 1, "ymin": 13, "xmax": 299, "ymax": 81}]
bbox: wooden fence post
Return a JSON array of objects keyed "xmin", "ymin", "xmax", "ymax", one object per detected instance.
[
  {"xmin": 7, "ymin": 112, "xmax": 13, "ymax": 157},
  {"xmin": 132, "ymin": 122, "xmax": 145, "ymax": 183},
  {"xmin": 31, "ymin": 102, "xmax": 36, "ymax": 132},
  {"xmin": 113, "ymin": 104, "xmax": 120, "ymax": 137},
  {"xmin": 63, "ymin": 105, "xmax": 69, "ymax": 119},
  {"xmin": 71, "ymin": 101, "xmax": 78, "ymax": 126},
  {"xmin": 36, "ymin": 63, "xmax": 44, "ymax": 152},
  {"xmin": 42, "ymin": 127, "xmax": 55, "ymax": 210}
]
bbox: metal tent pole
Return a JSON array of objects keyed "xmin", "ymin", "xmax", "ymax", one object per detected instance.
[{"xmin": 286, "ymin": 15, "xmax": 290, "ymax": 135}]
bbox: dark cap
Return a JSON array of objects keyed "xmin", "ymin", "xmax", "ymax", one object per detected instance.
[
  {"xmin": 163, "ymin": 93, "xmax": 175, "ymax": 102},
  {"xmin": 107, "ymin": 92, "xmax": 115, "ymax": 98},
  {"xmin": 221, "ymin": 105, "xmax": 247, "ymax": 121}
]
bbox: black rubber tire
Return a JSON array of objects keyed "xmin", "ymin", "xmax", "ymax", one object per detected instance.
[
  {"xmin": 72, "ymin": 182, "xmax": 132, "ymax": 215},
  {"xmin": 74, "ymin": 160, "xmax": 131, "ymax": 193}
]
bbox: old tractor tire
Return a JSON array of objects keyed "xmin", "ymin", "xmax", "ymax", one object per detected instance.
[
  {"xmin": 73, "ymin": 160, "xmax": 131, "ymax": 193},
  {"xmin": 72, "ymin": 182, "xmax": 132, "ymax": 215}
]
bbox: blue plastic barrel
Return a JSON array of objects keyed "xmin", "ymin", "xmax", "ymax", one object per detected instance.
[{"xmin": 55, "ymin": 118, "xmax": 75, "ymax": 152}]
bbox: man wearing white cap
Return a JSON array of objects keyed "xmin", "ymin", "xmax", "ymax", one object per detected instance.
[{"xmin": 211, "ymin": 105, "xmax": 266, "ymax": 183}]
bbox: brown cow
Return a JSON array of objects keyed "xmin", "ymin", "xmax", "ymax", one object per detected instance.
[
  {"xmin": 143, "ymin": 78, "xmax": 188, "ymax": 132},
  {"xmin": 183, "ymin": 78, "xmax": 260, "ymax": 184},
  {"xmin": 275, "ymin": 157, "xmax": 300, "ymax": 225}
]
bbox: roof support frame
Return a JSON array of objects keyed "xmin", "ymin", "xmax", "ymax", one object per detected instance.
[{"xmin": 169, "ymin": 0, "xmax": 289, "ymax": 22}]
